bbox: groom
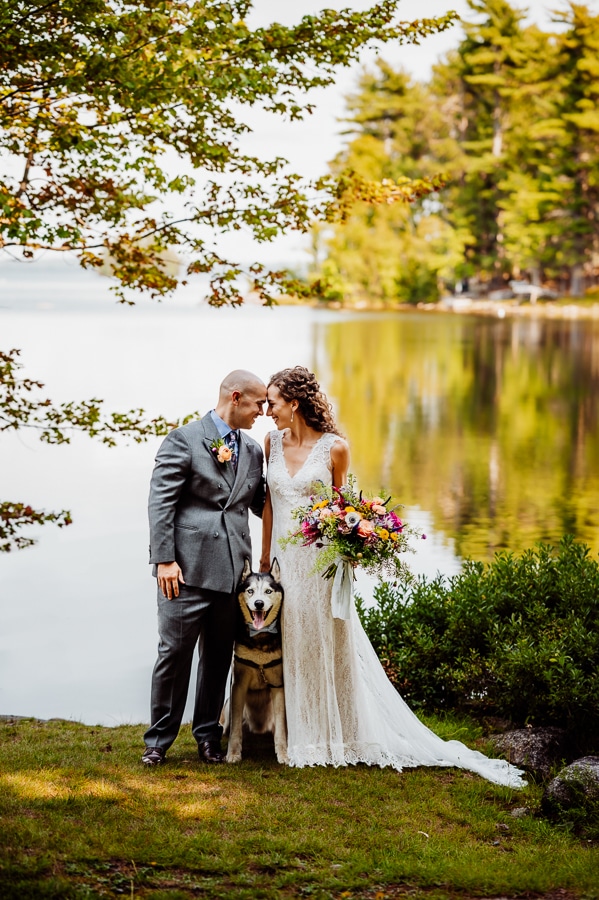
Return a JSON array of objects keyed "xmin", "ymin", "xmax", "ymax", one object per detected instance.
[{"xmin": 142, "ymin": 370, "xmax": 267, "ymax": 765}]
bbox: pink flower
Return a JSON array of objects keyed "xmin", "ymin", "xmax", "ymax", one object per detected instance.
[
  {"xmin": 300, "ymin": 520, "xmax": 320, "ymax": 543},
  {"xmin": 319, "ymin": 508, "xmax": 336, "ymax": 520},
  {"xmin": 387, "ymin": 512, "xmax": 403, "ymax": 530},
  {"xmin": 372, "ymin": 504, "xmax": 386, "ymax": 515},
  {"xmin": 357, "ymin": 519, "xmax": 375, "ymax": 537}
]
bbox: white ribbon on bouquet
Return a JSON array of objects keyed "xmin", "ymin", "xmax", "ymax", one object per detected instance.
[{"xmin": 331, "ymin": 558, "xmax": 354, "ymax": 620}]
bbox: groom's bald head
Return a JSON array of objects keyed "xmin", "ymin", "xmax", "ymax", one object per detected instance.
[
  {"xmin": 216, "ymin": 370, "xmax": 266, "ymax": 430},
  {"xmin": 219, "ymin": 370, "xmax": 264, "ymax": 399}
]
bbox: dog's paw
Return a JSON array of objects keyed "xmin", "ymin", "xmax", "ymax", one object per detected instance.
[
  {"xmin": 226, "ymin": 748, "xmax": 242, "ymax": 764},
  {"xmin": 275, "ymin": 748, "xmax": 289, "ymax": 765}
]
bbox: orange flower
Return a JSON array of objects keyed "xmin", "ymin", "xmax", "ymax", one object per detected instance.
[
  {"xmin": 357, "ymin": 519, "xmax": 375, "ymax": 537},
  {"xmin": 217, "ymin": 445, "xmax": 232, "ymax": 463}
]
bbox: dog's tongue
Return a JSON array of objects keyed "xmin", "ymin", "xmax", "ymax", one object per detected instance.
[{"xmin": 253, "ymin": 610, "xmax": 265, "ymax": 630}]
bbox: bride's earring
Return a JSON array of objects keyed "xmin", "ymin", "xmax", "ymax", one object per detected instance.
[{"xmin": 291, "ymin": 408, "xmax": 294, "ymax": 423}]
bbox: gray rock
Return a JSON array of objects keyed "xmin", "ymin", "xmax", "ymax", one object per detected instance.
[
  {"xmin": 509, "ymin": 807, "xmax": 531, "ymax": 818},
  {"xmin": 542, "ymin": 757, "xmax": 599, "ymax": 816},
  {"xmin": 489, "ymin": 726, "xmax": 571, "ymax": 778}
]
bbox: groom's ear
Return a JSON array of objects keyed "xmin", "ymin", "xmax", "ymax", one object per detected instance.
[
  {"xmin": 241, "ymin": 558, "xmax": 252, "ymax": 581},
  {"xmin": 270, "ymin": 558, "xmax": 281, "ymax": 582}
]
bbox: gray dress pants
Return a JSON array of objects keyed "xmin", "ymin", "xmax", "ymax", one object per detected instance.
[{"xmin": 143, "ymin": 582, "xmax": 235, "ymax": 751}]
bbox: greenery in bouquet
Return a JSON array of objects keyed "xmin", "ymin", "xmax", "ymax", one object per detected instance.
[{"xmin": 281, "ymin": 475, "xmax": 423, "ymax": 579}]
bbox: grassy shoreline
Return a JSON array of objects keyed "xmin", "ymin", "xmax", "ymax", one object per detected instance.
[{"xmin": 1, "ymin": 715, "xmax": 596, "ymax": 900}]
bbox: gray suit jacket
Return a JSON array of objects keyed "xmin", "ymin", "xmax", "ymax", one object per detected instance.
[{"xmin": 148, "ymin": 415, "xmax": 265, "ymax": 593}]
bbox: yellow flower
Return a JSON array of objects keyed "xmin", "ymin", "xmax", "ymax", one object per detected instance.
[
  {"xmin": 377, "ymin": 528, "xmax": 390, "ymax": 540},
  {"xmin": 390, "ymin": 532, "xmax": 399, "ymax": 541},
  {"xmin": 344, "ymin": 506, "xmax": 356, "ymax": 513}
]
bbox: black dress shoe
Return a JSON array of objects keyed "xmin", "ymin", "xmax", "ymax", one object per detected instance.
[
  {"xmin": 198, "ymin": 740, "xmax": 225, "ymax": 763},
  {"xmin": 141, "ymin": 746, "xmax": 165, "ymax": 766}
]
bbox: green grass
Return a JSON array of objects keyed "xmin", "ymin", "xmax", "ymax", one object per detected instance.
[{"xmin": 0, "ymin": 716, "xmax": 596, "ymax": 900}]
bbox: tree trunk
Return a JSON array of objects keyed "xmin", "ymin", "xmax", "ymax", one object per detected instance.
[
  {"xmin": 570, "ymin": 264, "xmax": 584, "ymax": 297},
  {"xmin": 530, "ymin": 264, "xmax": 541, "ymax": 286},
  {"xmin": 492, "ymin": 80, "xmax": 503, "ymax": 158}
]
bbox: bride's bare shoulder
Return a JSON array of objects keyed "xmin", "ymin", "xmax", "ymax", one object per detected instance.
[
  {"xmin": 328, "ymin": 435, "xmax": 350, "ymax": 488},
  {"xmin": 329, "ymin": 433, "xmax": 349, "ymax": 448},
  {"xmin": 329, "ymin": 435, "xmax": 350, "ymax": 462}
]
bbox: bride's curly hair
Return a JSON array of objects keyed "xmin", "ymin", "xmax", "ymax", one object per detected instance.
[{"xmin": 268, "ymin": 366, "xmax": 343, "ymax": 436}]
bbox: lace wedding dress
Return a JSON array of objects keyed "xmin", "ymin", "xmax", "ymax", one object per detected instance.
[{"xmin": 267, "ymin": 429, "xmax": 525, "ymax": 788}]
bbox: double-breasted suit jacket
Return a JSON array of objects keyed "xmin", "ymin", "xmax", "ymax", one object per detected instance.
[{"xmin": 148, "ymin": 414, "xmax": 265, "ymax": 592}]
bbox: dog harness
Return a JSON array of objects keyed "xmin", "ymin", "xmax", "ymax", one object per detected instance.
[{"xmin": 233, "ymin": 654, "xmax": 284, "ymax": 689}]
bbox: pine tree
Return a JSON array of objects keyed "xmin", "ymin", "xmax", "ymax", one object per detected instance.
[
  {"xmin": 550, "ymin": 3, "xmax": 599, "ymax": 294},
  {"xmin": 438, "ymin": 0, "xmax": 528, "ymax": 284},
  {"xmin": 317, "ymin": 63, "xmax": 464, "ymax": 304}
]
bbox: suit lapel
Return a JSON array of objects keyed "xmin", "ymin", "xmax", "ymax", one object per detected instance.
[{"xmin": 225, "ymin": 432, "xmax": 253, "ymax": 507}]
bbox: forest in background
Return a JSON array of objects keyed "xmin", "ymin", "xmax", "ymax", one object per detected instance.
[{"xmin": 310, "ymin": 0, "xmax": 599, "ymax": 305}]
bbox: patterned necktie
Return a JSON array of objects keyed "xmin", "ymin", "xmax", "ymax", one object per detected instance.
[{"xmin": 226, "ymin": 430, "xmax": 238, "ymax": 470}]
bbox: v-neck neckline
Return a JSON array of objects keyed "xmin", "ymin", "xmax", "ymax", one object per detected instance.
[{"xmin": 281, "ymin": 432, "xmax": 326, "ymax": 479}]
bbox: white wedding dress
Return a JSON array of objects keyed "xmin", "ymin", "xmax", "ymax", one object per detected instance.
[{"xmin": 267, "ymin": 429, "xmax": 525, "ymax": 788}]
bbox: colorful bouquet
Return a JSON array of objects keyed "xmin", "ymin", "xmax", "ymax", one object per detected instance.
[{"xmin": 281, "ymin": 475, "xmax": 423, "ymax": 581}]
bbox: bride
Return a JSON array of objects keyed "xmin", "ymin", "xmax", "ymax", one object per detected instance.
[{"xmin": 259, "ymin": 366, "xmax": 525, "ymax": 788}]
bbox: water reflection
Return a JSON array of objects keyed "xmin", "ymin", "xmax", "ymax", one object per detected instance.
[
  {"xmin": 2, "ymin": 283, "xmax": 599, "ymax": 723},
  {"xmin": 317, "ymin": 312, "xmax": 599, "ymax": 560}
]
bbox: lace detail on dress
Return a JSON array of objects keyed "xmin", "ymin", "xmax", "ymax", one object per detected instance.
[
  {"xmin": 268, "ymin": 428, "xmax": 338, "ymax": 504},
  {"xmin": 267, "ymin": 428, "xmax": 525, "ymax": 787}
]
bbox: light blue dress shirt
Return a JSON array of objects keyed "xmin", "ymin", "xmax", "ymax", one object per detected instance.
[
  {"xmin": 209, "ymin": 409, "xmax": 235, "ymax": 440},
  {"xmin": 209, "ymin": 410, "xmax": 238, "ymax": 466}
]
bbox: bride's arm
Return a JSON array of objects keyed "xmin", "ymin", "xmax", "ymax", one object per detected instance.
[
  {"xmin": 259, "ymin": 432, "xmax": 272, "ymax": 572},
  {"xmin": 331, "ymin": 438, "xmax": 350, "ymax": 489},
  {"xmin": 259, "ymin": 489, "xmax": 273, "ymax": 572}
]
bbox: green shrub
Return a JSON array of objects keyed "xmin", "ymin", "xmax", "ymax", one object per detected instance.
[{"xmin": 356, "ymin": 536, "xmax": 599, "ymax": 746}]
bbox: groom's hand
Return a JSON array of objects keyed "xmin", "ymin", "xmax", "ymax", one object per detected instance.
[{"xmin": 157, "ymin": 562, "xmax": 185, "ymax": 599}]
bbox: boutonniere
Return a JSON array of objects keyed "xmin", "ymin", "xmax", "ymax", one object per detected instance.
[{"xmin": 210, "ymin": 437, "xmax": 232, "ymax": 464}]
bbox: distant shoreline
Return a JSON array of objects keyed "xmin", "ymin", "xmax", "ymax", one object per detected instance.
[
  {"xmin": 431, "ymin": 297, "xmax": 599, "ymax": 321},
  {"xmin": 301, "ymin": 297, "xmax": 599, "ymax": 320}
]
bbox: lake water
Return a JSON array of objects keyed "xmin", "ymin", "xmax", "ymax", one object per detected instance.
[{"xmin": 2, "ymin": 262, "xmax": 599, "ymax": 726}]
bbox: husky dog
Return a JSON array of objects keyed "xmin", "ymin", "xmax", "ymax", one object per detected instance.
[{"xmin": 224, "ymin": 558, "xmax": 288, "ymax": 764}]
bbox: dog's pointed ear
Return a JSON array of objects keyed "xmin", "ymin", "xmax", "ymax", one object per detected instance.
[
  {"xmin": 241, "ymin": 558, "xmax": 252, "ymax": 581},
  {"xmin": 270, "ymin": 557, "xmax": 281, "ymax": 582}
]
